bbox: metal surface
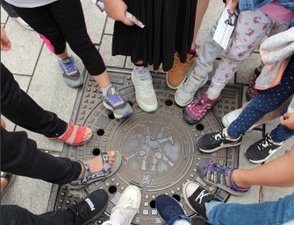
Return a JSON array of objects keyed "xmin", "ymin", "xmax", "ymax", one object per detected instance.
[{"xmin": 54, "ymin": 69, "xmax": 243, "ymax": 224}]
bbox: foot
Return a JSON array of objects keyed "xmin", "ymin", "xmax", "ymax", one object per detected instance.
[
  {"xmin": 175, "ymin": 71, "xmax": 208, "ymax": 107},
  {"xmin": 197, "ymin": 128, "xmax": 242, "ymax": 153},
  {"xmin": 1, "ymin": 172, "xmax": 15, "ymax": 195},
  {"xmin": 183, "ymin": 91, "xmax": 220, "ymax": 125},
  {"xmin": 103, "ymin": 84, "xmax": 133, "ymax": 119},
  {"xmin": 131, "ymin": 67, "xmax": 158, "ymax": 112},
  {"xmin": 167, "ymin": 52, "xmax": 196, "ymax": 89},
  {"xmin": 182, "ymin": 181, "xmax": 217, "ymax": 219},
  {"xmin": 58, "ymin": 56, "xmax": 84, "ymax": 88},
  {"xmin": 155, "ymin": 194, "xmax": 190, "ymax": 225},
  {"xmin": 198, "ymin": 159, "xmax": 250, "ymax": 195},
  {"xmin": 52, "ymin": 124, "xmax": 93, "ymax": 146},
  {"xmin": 245, "ymin": 134, "xmax": 284, "ymax": 164},
  {"xmin": 70, "ymin": 151, "xmax": 121, "ymax": 189},
  {"xmin": 107, "ymin": 185, "xmax": 141, "ymax": 225},
  {"xmin": 68, "ymin": 189, "xmax": 108, "ymax": 225}
]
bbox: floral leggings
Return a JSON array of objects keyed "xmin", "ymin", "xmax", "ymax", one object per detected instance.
[{"xmin": 228, "ymin": 56, "xmax": 294, "ymax": 143}]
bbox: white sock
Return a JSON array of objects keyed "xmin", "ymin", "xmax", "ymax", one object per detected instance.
[
  {"xmin": 134, "ymin": 66, "xmax": 151, "ymax": 80},
  {"xmin": 174, "ymin": 219, "xmax": 190, "ymax": 225},
  {"xmin": 109, "ymin": 208, "xmax": 126, "ymax": 225}
]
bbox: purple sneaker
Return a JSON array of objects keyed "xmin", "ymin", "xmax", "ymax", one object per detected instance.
[
  {"xmin": 183, "ymin": 91, "xmax": 220, "ymax": 125},
  {"xmin": 198, "ymin": 158, "xmax": 250, "ymax": 195}
]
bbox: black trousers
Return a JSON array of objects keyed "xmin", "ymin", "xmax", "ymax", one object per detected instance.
[
  {"xmin": 1, "ymin": 205, "xmax": 75, "ymax": 225},
  {"xmin": 11, "ymin": 0, "xmax": 106, "ymax": 76},
  {"xmin": 1, "ymin": 63, "xmax": 81, "ymax": 184}
]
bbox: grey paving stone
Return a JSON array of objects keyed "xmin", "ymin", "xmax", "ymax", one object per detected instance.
[
  {"xmin": 1, "ymin": 7, "xmax": 8, "ymax": 23},
  {"xmin": 105, "ymin": 17, "xmax": 115, "ymax": 34}
]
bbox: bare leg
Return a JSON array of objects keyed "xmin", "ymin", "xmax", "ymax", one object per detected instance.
[{"xmin": 232, "ymin": 145, "xmax": 294, "ymax": 187}]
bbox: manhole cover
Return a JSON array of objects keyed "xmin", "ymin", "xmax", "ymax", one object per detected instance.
[{"xmin": 53, "ymin": 69, "xmax": 242, "ymax": 224}]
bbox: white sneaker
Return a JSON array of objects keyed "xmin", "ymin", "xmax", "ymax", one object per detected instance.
[
  {"xmin": 222, "ymin": 108, "xmax": 261, "ymax": 130},
  {"xmin": 175, "ymin": 70, "xmax": 208, "ymax": 107},
  {"xmin": 131, "ymin": 67, "xmax": 158, "ymax": 112},
  {"xmin": 112, "ymin": 185, "xmax": 141, "ymax": 225}
]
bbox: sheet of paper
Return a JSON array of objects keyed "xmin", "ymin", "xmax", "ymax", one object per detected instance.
[{"xmin": 213, "ymin": 1, "xmax": 237, "ymax": 50}]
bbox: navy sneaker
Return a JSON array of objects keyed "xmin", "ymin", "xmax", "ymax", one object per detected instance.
[
  {"xmin": 245, "ymin": 133, "xmax": 284, "ymax": 164},
  {"xmin": 191, "ymin": 216, "xmax": 212, "ymax": 225},
  {"xmin": 68, "ymin": 189, "xmax": 108, "ymax": 225},
  {"xmin": 155, "ymin": 194, "xmax": 190, "ymax": 225},
  {"xmin": 103, "ymin": 84, "xmax": 133, "ymax": 119},
  {"xmin": 58, "ymin": 56, "xmax": 84, "ymax": 88},
  {"xmin": 197, "ymin": 128, "xmax": 242, "ymax": 153}
]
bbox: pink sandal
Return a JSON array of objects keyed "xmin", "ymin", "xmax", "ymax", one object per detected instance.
[{"xmin": 51, "ymin": 124, "xmax": 93, "ymax": 146}]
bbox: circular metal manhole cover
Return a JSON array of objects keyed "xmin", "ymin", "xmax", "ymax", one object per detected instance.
[{"xmin": 57, "ymin": 72, "xmax": 241, "ymax": 224}]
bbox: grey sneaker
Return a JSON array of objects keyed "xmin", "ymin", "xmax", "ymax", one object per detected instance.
[
  {"xmin": 58, "ymin": 56, "xmax": 84, "ymax": 88},
  {"xmin": 109, "ymin": 185, "xmax": 141, "ymax": 225},
  {"xmin": 175, "ymin": 70, "xmax": 208, "ymax": 107},
  {"xmin": 131, "ymin": 67, "xmax": 158, "ymax": 112},
  {"xmin": 103, "ymin": 84, "xmax": 133, "ymax": 119}
]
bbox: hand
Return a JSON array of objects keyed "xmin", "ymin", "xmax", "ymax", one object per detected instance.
[
  {"xmin": 1, "ymin": 26, "xmax": 12, "ymax": 51},
  {"xmin": 280, "ymin": 113, "xmax": 294, "ymax": 130},
  {"xmin": 103, "ymin": 0, "xmax": 134, "ymax": 26},
  {"xmin": 229, "ymin": 0, "xmax": 239, "ymax": 13}
]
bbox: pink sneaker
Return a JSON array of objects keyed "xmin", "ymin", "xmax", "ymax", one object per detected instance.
[{"xmin": 183, "ymin": 91, "xmax": 220, "ymax": 124}]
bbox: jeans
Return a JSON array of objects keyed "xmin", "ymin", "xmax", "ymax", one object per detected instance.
[
  {"xmin": 1, "ymin": 205, "xmax": 75, "ymax": 225},
  {"xmin": 207, "ymin": 194, "xmax": 294, "ymax": 225},
  {"xmin": 228, "ymin": 56, "xmax": 294, "ymax": 143}
]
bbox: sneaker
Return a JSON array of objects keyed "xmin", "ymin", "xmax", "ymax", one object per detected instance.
[
  {"xmin": 131, "ymin": 67, "xmax": 158, "ymax": 112},
  {"xmin": 109, "ymin": 185, "xmax": 141, "ymax": 225},
  {"xmin": 103, "ymin": 84, "xmax": 133, "ymax": 119},
  {"xmin": 68, "ymin": 189, "xmax": 108, "ymax": 225},
  {"xmin": 191, "ymin": 216, "xmax": 212, "ymax": 225},
  {"xmin": 175, "ymin": 71, "xmax": 208, "ymax": 107},
  {"xmin": 246, "ymin": 67, "xmax": 261, "ymax": 101},
  {"xmin": 183, "ymin": 91, "xmax": 220, "ymax": 125},
  {"xmin": 197, "ymin": 128, "xmax": 242, "ymax": 153},
  {"xmin": 58, "ymin": 56, "xmax": 84, "ymax": 88},
  {"xmin": 245, "ymin": 133, "xmax": 284, "ymax": 164},
  {"xmin": 198, "ymin": 159, "xmax": 250, "ymax": 195},
  {"xmin": 182, "ymin": 181, "xmax": 217, "ymax": 218},
  {"xmin": 155, "ymin": 194, "xmax": 190, "ymax": 225},
  {"xmin": 222, "ymin": 108, "xmax": 261, "ymax": 130},
  {"xmin": 167, "ymin": 52, "xmax": 196, "ymax": 89}
]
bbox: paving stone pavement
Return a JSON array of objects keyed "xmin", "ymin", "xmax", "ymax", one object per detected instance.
[{"xmin": 1, "ymin": 0, "xmax": 293, "ymax": 221}]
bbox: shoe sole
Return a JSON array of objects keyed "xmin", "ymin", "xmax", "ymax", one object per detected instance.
[
  {"xmin": 69, "ymin": 151, "xmax": 122, "ymax": 189},
  {"xmin": 246, "ymin": 145, "xmax": 282, "ymax": 164},
  {"xmin": 131, "ymin": 73, "xmax": 158, "ymax": 112},
  {"xmin": 182, "ymin": 181, "xmax": 199, "ymax": 213},
  {"xmin": 198, "ymin": 141, "xmax": 242, "ymax": 153},
  {"xmin": 174, "ymin": 76, "xmax": 208, "ymax": 107},
  {"xmin": 103, "ymin": 101, "xmax": 133, "ymax": 119},
  {"xmin": 81, "ymin": 200, "xmax": 108, "ymax": 225}
]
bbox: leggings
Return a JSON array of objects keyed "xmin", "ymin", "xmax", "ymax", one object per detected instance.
[
  {"xmin": 11, "ymin": 0, "xmax": 106, "ymax": 75},
  {"xmin": 228, "ymin": 56, "xmax": 294, "ymax": 143}
]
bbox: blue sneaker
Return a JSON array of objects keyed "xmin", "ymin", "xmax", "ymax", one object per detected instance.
[
  {"xmin": 103, "ymin": 84, "xmax": 133, "ymax": 119},
  {"xmin": 58, "ymin": 56, "xmax": 84, "ymax": 88},
  {"xmin": 155, "ymin": 194, "xmax": 190, "ymax": 225}
]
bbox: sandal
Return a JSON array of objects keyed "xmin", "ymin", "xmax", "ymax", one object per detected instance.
[
  {"xmin": 69, "ymin": 151, "xmax": 122, "ymax": 189},
  {"xmin": 1, "ymin": 172, "xmax": 15, "ymax": 195},
  {"xmin": 198, "ymin": 158, "xmax": 250, "ymax": 196},
  {"xmin": 50, "ymin": 123, "xmax": 93, "ymax": 146}
]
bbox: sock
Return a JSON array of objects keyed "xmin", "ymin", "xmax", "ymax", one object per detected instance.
[
  {"xmin": 134, "ymin": 66, "xmax": 151, "ymax": 80},
  {"xmin": 101, "ymin": 84, "xmax": 113, "ymax": 96},
  {"xmin": 174, "ymin": 219, "xmax": 190, "ymax": 225},
  {"xmin": 109, "ymin": 208, "xmax": 126, "ymax": 225},
  {"xmin": 207, "ymin": 82, "xmax": 222, "ymax": 100}
]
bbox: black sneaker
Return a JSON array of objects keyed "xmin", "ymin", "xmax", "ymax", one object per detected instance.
[
  {"xmin": 197, "ymin": 128, "xmax": 242, "ymax": 153},
  {"xmin": 245, "ymin": 133, "xmax": 284, "ymax": 164},
  {"xmin": 155, "ymin": 194, "xmax": 190, "ymax": 225},
  {"xmin": 182, "ymin": 181, "xmax": 217, "ymax": 219},
  {"xmin": 191, "ymin": 216, "xmax": 212, "ymax": 225},
  {"xmin": 68, "ymin": 189, "xmax": 108, "ymax": 225}
]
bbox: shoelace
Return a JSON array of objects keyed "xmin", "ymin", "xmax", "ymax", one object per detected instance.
[
  {"xmin": 258, "ymin": 135, "xmax": 272, "ymax": 150},
  {"xmin": 62, "ymin": 59, "xmax": 77, "ymax": 73},
  {"xmin": 211, "ymin": 131, "xmax": 226, "ymax": 143},
  {"xmin": 137, "ymin": 79, "xmax": 154, "ymax": 97}
]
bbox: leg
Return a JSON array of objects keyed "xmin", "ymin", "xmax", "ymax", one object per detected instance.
[
  {"xmin": 1, "ymin": 63, "xmax": 67, "ymax": 137},
  {"xmin": 207, "ymin": 195, "xmax": 294, "ymax": 225}
]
